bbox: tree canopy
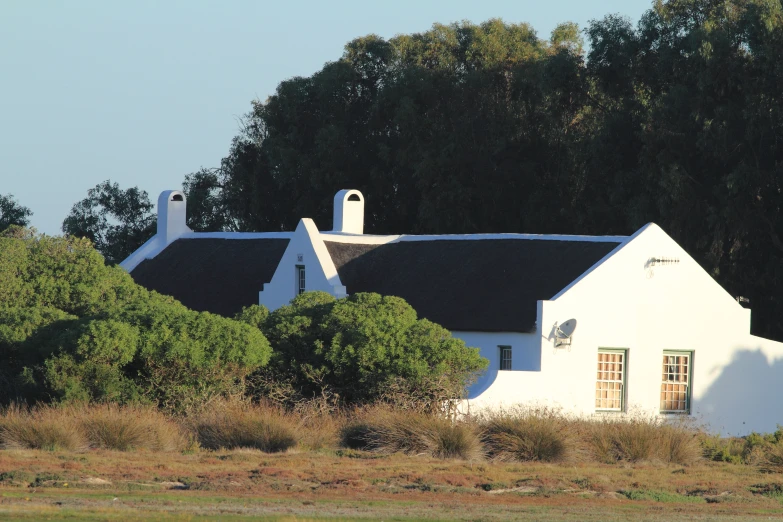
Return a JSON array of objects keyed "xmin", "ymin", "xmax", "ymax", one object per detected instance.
[
  {"xmin": 64, "ymin": 178, "xmax": 236, "ymax": 265},
  {"xmin": 62, "ymin": 181, "xmax": 156, "ymax": 266}
]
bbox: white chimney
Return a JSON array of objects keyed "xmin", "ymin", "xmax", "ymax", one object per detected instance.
[
  {"xmin": 157, "ymin": 190, "xmax": 191, "ymax": 245},
  {"xmin": 332, "ymin": 189, "xmax": 364, "ymax": 234}
]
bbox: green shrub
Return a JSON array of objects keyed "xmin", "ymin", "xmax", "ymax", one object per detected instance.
[
  {"xmin": 234, "ymin": 305, "xmax": 269, "ymax": 330},
  {"xmin": 260, "ymin": 292, "xmax": 487, "ymax": 408},
  {"xmin": 701, "ymin": 435, "xmax": 745, "ymax": 464},
  {"xmin": 620, "ymin": 489, "xmax": 704, "ymax": 503},
  {"xmin": 0, "ymin": 231, "xmax": 273, "ymax": 412},
  {"xmin": 123, "ymin": 299, "xmax": 272, "ymax": 413},
  {"xmin": 701, "ymin": 429, "xmax": 783, "ymax": 467}
]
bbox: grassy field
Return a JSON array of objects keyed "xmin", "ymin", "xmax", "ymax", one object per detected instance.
[{"xmin": 0, "ymin": 448, "xmax": 783, "ymax": 521}]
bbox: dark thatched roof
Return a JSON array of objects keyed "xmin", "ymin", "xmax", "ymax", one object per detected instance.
[
  {"xmin": 325, "ymin": 239, "xmax": 622, "ymax": 332},
  {"xmin": 130, "ymin": 238, "xmax": 289, "ymax": 317}
]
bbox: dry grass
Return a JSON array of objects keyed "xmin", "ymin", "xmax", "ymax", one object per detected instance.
[
  {"xmin": 479, "ymin": 407, "xmax": 579, "ymax": 463},
  {"xmin": 297, "ymin": 412, "xmax": 341, "ymax": 451},
  {"xmin": 342, "ymin": 406, "xmax": 483, "ymax": 460},
  {"xmin": 587, "ymin": 415, "xmax": 659, "ymax": 463},
  {"xmin": 288, "ymin": 398, "xmax": 343, "ymax": 451},
  {"xmin": 189, "ymin": 400, "xmax": 298, "ymax": 452},
  {"xmin": 585, "ymin": 414, "xmax": 702, "ymax": 465},
  {"xmin": 77, "ymin": 404, "xmax": 186, "ymax": 451},
  {"xmin": 0, "ymin": 404, "xmax": 88, "ymax": 451},
  {"xmin": 658, "ymin": 422, "xmax": 703, "ymax": 465},
  {"xmin": 0, "ymin": 401, "xmax": 752, "ymax": 470}
]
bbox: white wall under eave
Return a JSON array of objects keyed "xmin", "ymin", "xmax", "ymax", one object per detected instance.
[
  {"xmin": 259, "ymin": 219, "xmax": 347, "ymax": 311},
  {"xmin": 457, "ymin": 331, "xmax": 558, "ymax": 414}
]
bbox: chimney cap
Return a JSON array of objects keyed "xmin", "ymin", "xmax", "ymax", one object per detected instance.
[
  {"xmin": 157, "ymin": 190, "xmax": 190, "ymax": 244},
  {"xmin": 332, "ymin": 189, "xmax": 364, "ymax": 234}
]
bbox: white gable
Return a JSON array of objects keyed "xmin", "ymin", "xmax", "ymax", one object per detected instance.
[{"xmin": 259, "ymin": 218, "xmax": 346, "ymax": 311}]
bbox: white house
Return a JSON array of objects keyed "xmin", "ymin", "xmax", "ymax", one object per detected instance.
[{"xmin": 122, "ymin": 189, "xmax": 783, "ymax": 435}]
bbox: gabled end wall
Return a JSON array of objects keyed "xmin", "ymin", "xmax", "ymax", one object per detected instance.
[{"xmin": 259, "ymin": 219, "xmax": 347, "ymax": 311}]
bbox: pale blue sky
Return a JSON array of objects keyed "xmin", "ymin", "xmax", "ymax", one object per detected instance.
[{"xmin": 1, "ymin": 0, "xmax": 652, "ymax": 235}]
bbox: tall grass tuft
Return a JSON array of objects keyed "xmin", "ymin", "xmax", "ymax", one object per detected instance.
[
  {"xmin": 586, "ymin": 414, "xmax": 701, "ymax": 465},
  {"xmin": 611, "ymin": 416, "xmax": 659, "ymax": 462},
  {"xmin": 479, "ymin": 407, "xmax": 578, "ymax": 463},
  {"xmin": 658, "ymin": 422, "xmax": 702, "ymax": 465},
  {"xmin": 341, "ymin": 406, "xmax": 483, "ymax": 460},
  {"xmin": 295, "ymin": 408, "xmax": 341, "ymax": 451},
  {"xmin": 78, "ymin": 404, "xmax": 186, "ymax": 451},
  {"xmin": 0, "ymin": 405, "xmax": 88, "ymax": 451},
  {"xmin": 190, "ymin": 400, "xmax": 297, "ymax": 452}
]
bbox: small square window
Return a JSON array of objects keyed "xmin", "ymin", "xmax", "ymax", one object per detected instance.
[{"xmin": 499, "ymin": 346, "xmax": 512, "ymax": 371}]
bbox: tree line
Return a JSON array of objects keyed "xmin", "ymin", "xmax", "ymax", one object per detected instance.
[{"xmin": 6, "ymin": 0, "xmax": 781, "ymax": 341}]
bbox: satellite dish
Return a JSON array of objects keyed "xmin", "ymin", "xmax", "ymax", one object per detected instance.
[
  {"xmin": 554, "ymin": 319, "xmax": 577, "ymax": 348},
  {"xmin": 556, "ymin": 319, "xmax": 577, "ymax": 338}
]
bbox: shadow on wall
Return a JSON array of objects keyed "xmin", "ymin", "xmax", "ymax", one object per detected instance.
[
  {"xmin": 467, "ymin": 365, "xmax": 500, "ymax": 399},
  {"xmin": 698, "ymin": 348, "xmax": 783, "ymax": 436}
]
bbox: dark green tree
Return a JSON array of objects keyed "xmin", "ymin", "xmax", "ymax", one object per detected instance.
[
  {"xmin": 185, "ymin": 19, "xmax": 590, "ymax": 235},
  {"xmin": 0, "ymin": 194, "xmax": 32, "ymax": 232},
  {"xmin": 64, "ymin": 177, "xmax": 234, "ymax": 264},
  {"xmin": 62, "ymin": 181, "xmax": 155, "ymax": 265},
  {"xmin": 182, "ymin": 168, "xmax": 237, "ymax": 232}
]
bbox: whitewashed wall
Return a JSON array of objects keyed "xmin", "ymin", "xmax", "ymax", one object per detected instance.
[
  {"xmin": 259, "ymin": 219, "xmax": 347, "ymax": 311},
  {"xmin": 466, "ymin": 224, "xmax": 783, "ymax": 435},
  {"xmin": 455, "ymin": 331, "xmax": 551, "ymax": 414}
]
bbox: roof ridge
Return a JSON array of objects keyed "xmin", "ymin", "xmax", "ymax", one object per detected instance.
[
  {"xmin": 179, "ymin": 232, "xmax": 294, "ymax": 240},
  {"xmin": 321, "ymin": 232, "xmax": 627, "ymax": 244}
]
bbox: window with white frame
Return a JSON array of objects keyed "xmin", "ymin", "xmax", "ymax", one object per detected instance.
[
  {"xmin": 499, "ymin": 346, "xmax": 512, "ymax": 370},
  {"xmin": 660, "ymin": 352, "xmax": 692, "ymax": 413},
  {"xmin": 596, "ymin": 349, "xmax": 626, "ymax": 411},
  {"xmin": 296, "ymin": 265, "xmax": 306, "ymax": 295}
]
